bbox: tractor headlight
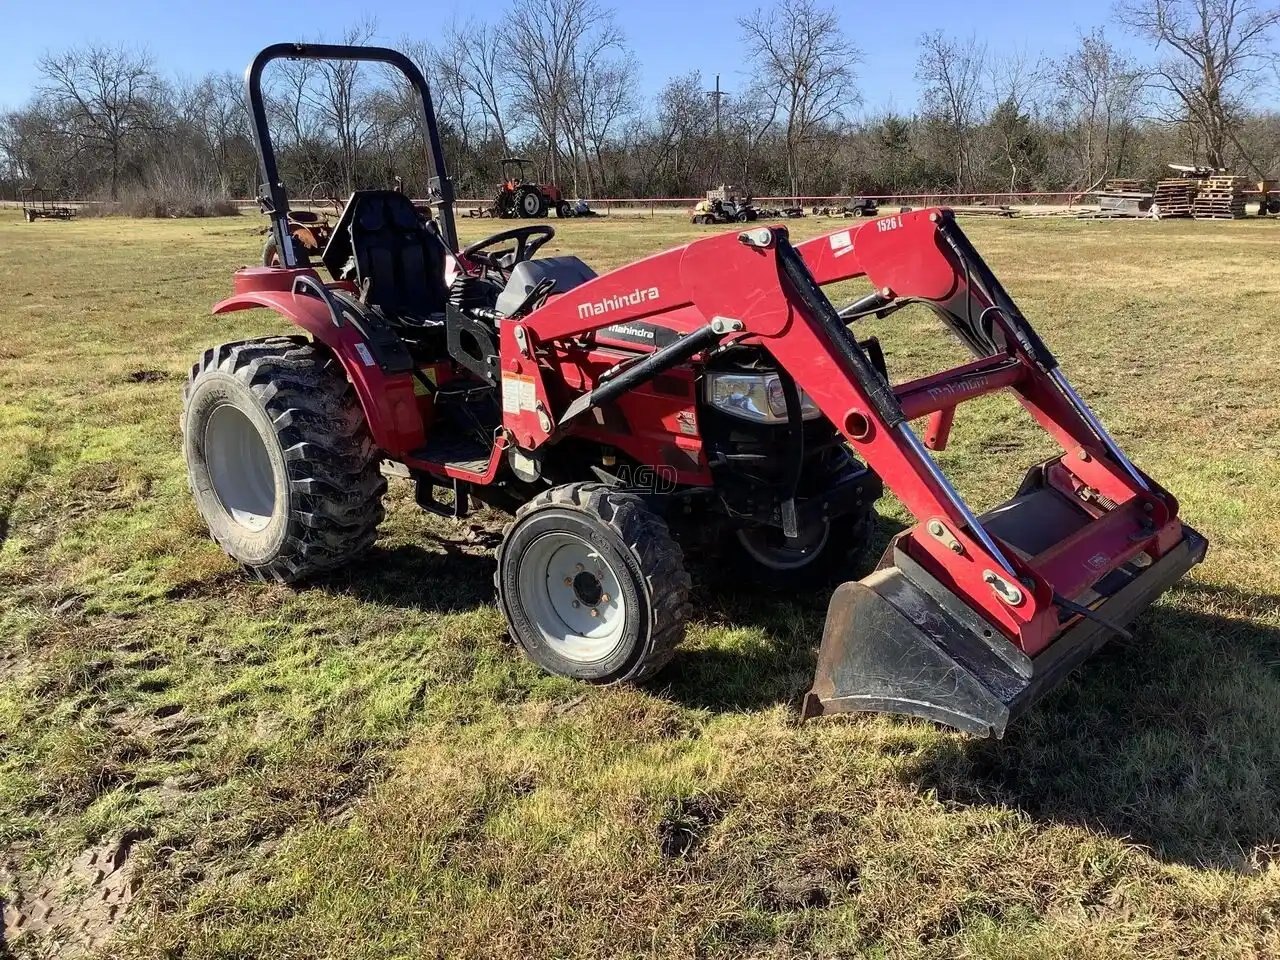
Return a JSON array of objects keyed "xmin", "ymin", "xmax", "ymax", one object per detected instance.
[{"xmin": 704, "ymin": 372, "xmax": 822, "ymax": 424}]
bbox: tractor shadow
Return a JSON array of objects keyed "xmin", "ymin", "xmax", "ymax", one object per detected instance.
[
  {"xmin": 319, "ymin": 519, "xmax": 1280, "ymax": 871},
  {"xmin": 661, "ymin": 515, "xmax": 908, "ymax": 713},
  {"xmin": 313, "ymin": 536, "xmax": 498, "ymax": 614},
  {"xmin": 898, "ymin": 582, "xmax": 1280, "ymax": 871},
  {"xmin": 665, "ymin": 511, "xmax": 1280, "ymax": 871}
]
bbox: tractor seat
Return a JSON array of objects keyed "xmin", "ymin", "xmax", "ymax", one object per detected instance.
[{"xmin": 323, "ymin": 190, "xmax": 450, "ymax": 328}]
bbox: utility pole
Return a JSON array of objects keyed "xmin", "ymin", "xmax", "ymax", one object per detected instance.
[{"xmin": 707, "ymin": 74, "xmax": 728, "ymax": 186}]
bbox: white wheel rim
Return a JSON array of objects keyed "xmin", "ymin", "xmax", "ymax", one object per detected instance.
[
  {"xmin": 518, "ymin": 531, "xmax": 628, "ymax": 662},
  {"xmin": 736, "ymin": 520, "xmax": 830, "ymax": 571},
  {"xmin": 522, "ymin": 194, "xmax": 539, "ymax": 215},
  {"xmin": 204, "ymin": 404, "xmax": 277, "ymax": 531}
]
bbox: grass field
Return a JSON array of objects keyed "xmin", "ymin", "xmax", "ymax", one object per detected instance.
[{"xmin": 2, "ymin": 209, "xmax": 1279, "ymax": 959}]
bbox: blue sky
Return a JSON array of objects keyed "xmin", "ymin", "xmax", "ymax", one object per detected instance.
[{"xmin": 1, "ymin": 0, "xmax": 1142, "ymax": 111}]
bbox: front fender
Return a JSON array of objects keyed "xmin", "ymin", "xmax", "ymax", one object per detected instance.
[{"xmin": 213, "ymin": 278, "xmax": 424, "ymax": 457}]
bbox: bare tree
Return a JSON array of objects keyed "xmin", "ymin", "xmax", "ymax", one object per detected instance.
[
  {"xmin": 504, "ymin": 0, "xmax": 625, "ymax": 187},
  {"xmin": 640, "ymin": 72, "xmax": 716, "ymax": 194},
  {"xmin": 36, "ymin": 44, "xmax": 165, "ymax": 199},
  {"xmin": 561, "ymin": 46, "xmax": 638, "ymax": 194},
  {"xmin": 916, "ymin": 31, "xmax": 988, "ymax": 191},
  {"xmin": 738, "ymin": 0, "xmax": 861, "ymax": 198},
  {"xmin": 302, "ymin": 18, "xmax": 380, "ymax": 192},
  {"xmin": 179, "ymin": 73, "xmax": 254, "ymax": 194},
  {"xmin": 1053, "ymin": 29, "xmax": 1147, "ymax": 188},
  {"xmin": 444, "ymin": 20, "xmax": 512, "ymax": 150},
  {"xmin": 1118, "ymin": 0, "xmax": 1280, "ymax": 169},
  {"xmin": 987, "ymin": 51, "xmax": 1047, "ymax": 190},
  {"xmin": 729, "ymin": 86, "xmax": 782, "ymax": 193}
]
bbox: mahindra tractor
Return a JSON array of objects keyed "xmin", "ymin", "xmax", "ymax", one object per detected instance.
[{"xmin": 184, "ymin": 44, "xmax": 1206, "ymax": 736}]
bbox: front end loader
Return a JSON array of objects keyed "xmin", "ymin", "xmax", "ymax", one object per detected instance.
[{"xmin": 185, "ymin": 44, "xmax": 1205, "ymax": 737}]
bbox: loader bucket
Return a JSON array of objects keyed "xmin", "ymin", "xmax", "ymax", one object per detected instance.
[{"xmin": 802, "ymin": 466, "xmax": 1208, "ymax": 737}]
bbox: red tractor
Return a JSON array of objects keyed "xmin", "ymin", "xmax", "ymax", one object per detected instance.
[
  {"xmin": 493, "ymin": 157, "xmax": 570, "ymax": 219},
  {"xmin": 186, "ymin": 45, "xmax": 1206, "ymax": 736},
  {"xmin": 261, "ymin": 181, "xmax": 343, "ymax": 266}
]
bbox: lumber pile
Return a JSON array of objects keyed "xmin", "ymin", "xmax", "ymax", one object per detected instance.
[
  {"xmin": 1192, "ymin": 175, "xmax": 1248, "ymax": 219},
  {"xmin": 1153, "ymin": 179, "xmax": 1196, "ymax": 218},
  {"xmin": 1095, "ymin": 178, "xmax": 1153, "ymax": 216},
  {"xmin": 1101, "ymin": 178, "xmax": 1145, "ymax": 193}
]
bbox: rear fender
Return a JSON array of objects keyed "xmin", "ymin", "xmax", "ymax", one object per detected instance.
[{"xmin": 212, "ymin": 276, "xmax": 425, "ymax": 457}]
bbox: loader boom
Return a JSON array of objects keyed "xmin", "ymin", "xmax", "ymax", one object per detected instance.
[{"xmin": 498, "ymin": 210, "xmax": 1203, "ymax": 733}]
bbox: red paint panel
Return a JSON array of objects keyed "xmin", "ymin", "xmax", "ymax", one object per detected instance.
[{"xmin": 212, "ymin": 285, "xmax": 425, "ymax": 457}]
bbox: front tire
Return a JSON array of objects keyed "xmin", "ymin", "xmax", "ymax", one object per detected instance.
[
  {"xmin": 182, "ymin": 336, "xmax": 385, "ymax": 582},
  {"xmin": 496, "ymin": 483, "xmax": 691, "ymax": 682},
  {"xmin": 261, "ymin": 233, "xmax": 309, "ymax": 267}
]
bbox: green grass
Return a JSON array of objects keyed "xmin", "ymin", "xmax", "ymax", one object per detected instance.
[{"xmin": 2, "ymin": 210, "xmax": 1280, "ymax": 958}]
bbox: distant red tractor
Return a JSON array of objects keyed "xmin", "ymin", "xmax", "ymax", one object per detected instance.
[
  {"xmin": 494, "ymin": 157, "xmax": 570, "ymax": 219},
  {"xmin": 261, "ymin": 181, "xmax": 344, "ymax": 266}
]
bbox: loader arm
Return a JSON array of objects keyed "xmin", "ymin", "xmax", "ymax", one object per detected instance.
[{"xmin": 508, "ymin": 210, "xmax": 1204, "ymax": 734}]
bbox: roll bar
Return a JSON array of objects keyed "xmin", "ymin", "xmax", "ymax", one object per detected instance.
[{"xmin": 244, "ymin": 43, "xmax": 458, "ymax": 265}]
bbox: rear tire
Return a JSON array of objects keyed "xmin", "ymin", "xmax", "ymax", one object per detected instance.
[
  {"xmin": 261, "ymin": 233, "xmax": 309, "ymax": 267},
  {"xmin": 496, "ymin": 483, "xmax": 691, "ymax": 682},
  {"xmin": 516, "ymin": 186, "xmax": 546, "ymax": 218},
  {"xmin": 182, "ymin": 336, "xmax": 385, "ymax": 583}
]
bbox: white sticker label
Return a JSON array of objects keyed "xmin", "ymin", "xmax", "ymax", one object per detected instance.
[
  {"xmin": 829, "ymin": 230, "xmax": 853, "ymax": 257},
  {"xmin": 502, "ymin": 374, "xmax": 537, "ymax": 414},
  {"xmin": 354, "ymin": 342, "xmax": 376, "ymax": 367},
  {"xmin": 502, "ymin": 377, "xmax": 521, "ymax": 414}
]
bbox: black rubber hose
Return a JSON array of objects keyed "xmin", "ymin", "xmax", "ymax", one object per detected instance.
[
  {"xmin": 775, "ymin": 235, "xmax": 906, "ymax": 429},
  {"xmin": 935, "ymin": 212, "xmax": 1058, "ymax": 371}
]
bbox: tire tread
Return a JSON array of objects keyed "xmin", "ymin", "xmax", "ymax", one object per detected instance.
[
  {"xmin": 496, "ymin": 482, "xmax": 691, "ymax": 682},
  {"xmin": 184, "ymin": 336, "xmax": 385, "ymax": 582}
]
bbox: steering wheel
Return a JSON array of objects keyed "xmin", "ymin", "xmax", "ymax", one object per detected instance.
[
  {"xmin": 308, "ymin": 180, "xmax": 341, "ymax": 217},
  {"xmin": 461, "ymin": 224, "xmax": 555, "ymax": 277}
]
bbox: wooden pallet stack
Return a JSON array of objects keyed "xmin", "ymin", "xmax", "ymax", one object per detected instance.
[
  {"xmin": 1192, "ymin": 175, "xmax": 1248, "ymax": 219},
  {"xmin": 1102, "ymin": 178, "xmax": 1145, "ymax": 193},
  {"xmin": 1152, "ymin": 179, "xmax": 1196, "ymax": 217}
]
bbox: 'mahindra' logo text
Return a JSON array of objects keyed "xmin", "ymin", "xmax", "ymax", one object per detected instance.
[{"xmin": 578, "ymin": 286, "xmax": 660, "ymax": 319}]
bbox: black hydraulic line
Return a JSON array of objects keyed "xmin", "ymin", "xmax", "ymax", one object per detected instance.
[
  {"xmin": 933, "ymin": 211, "xmax": 1056, "ymax": 371},
  {"xmin": 837, "ymin": 290, "xmax": 894, "ymax": 321},
  {"xmin": 1053, "ymin": 592, "xmax": 1134, "ymax": 641},
  {"xmin": 774, "ymin": 235, "xmax": 906, "ymax": 429},
  {"xmin": 558, "ymin": 323, "xmax": 726, "ymax": 426}
]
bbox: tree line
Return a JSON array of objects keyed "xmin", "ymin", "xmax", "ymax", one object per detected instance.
[{"xmin": 4, "ymin": 0, "xmax": 1280, "ymax": 206}]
